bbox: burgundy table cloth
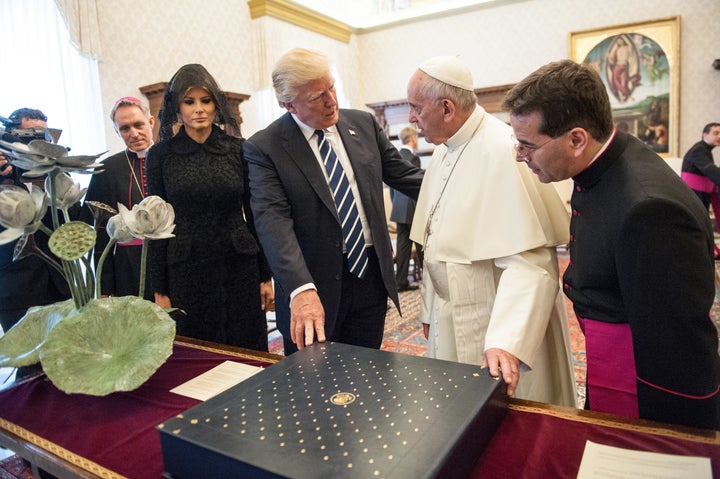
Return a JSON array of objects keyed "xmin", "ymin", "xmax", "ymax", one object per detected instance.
[
  {"xmin": 470, "ymin": 401, "xmax": 719, "ymax": 478},
  {"xmin": 0, "ymin": 340, "xmax": 717, "ymax": 478},
  {"xmin": 0, "ymin": 340, "xmax": 277, "ymax": 478}
]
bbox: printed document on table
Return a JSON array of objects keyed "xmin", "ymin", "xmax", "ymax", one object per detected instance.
[
  {"xmin": 170, "ymin": 360, "xmax": 263, "ymax": 401},
  {"xmin": 576, "ymin": 441, "xmax": 711, "ymax": 479}
]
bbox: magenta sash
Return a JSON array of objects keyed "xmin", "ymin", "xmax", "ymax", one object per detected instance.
[
  {"xmin": 117, "ymin": 238, "xmax": 143, "ymax": 247},
  {"xmin": 578, "ymin": 317, "xmax": 639, "ymax": 418},
  {"xmin": 711, "ymin": 194, "xmax": 720, "ymax": 232},
  {"xmin": 681, "ymin": 171, "xmax": 716, "ymax": 193},
  {"xmin": 681, "ymin": 172, "xmax": 720, "ymax": 231}
]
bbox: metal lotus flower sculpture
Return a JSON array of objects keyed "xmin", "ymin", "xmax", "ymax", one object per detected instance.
[
  {"xmin": 0, "ymin": 184, "xmax": 48, "ymax": 244},
  {"xmin": 0, "ymin": 138, "xmax": 104, "ymax": 178},
  {"xmin": 0, "ymin": 139, "xmax": 177, "ymax": 396}
]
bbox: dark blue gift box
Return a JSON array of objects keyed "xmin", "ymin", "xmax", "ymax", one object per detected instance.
[{"xmin": 158, "ymin": 342, "xmax": 507, "ymax": 479}]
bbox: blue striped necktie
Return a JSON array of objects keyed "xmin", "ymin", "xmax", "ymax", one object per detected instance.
[{"xmin": 316, "ymin": 129, "xmax": 368, "ymax": 279}]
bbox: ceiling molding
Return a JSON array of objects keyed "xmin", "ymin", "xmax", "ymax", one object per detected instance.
[
  {"xmin": 290, "ymin": 0, "xmax": 523, "ymax": 32},
  {"xmin": 247, "ymin": 0, "xmax": 352, "ymax": 43}
]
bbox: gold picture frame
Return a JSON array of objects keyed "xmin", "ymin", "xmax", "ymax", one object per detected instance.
[{"xmin": 570, "ymin": 16, "xmax": 680, "ymax": 157}]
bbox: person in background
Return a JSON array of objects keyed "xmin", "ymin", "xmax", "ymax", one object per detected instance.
[
  {"xmin": 390, "ymin": 126, "xmax": 423, "ymax": 292},
  {"xmin": 244, "ymin": 48, "xmax": 424, "ymax": 355},
  {"xmin": 503, "ymin": 59, "xmax": 720, "ymax": 429},
  {"xmin": 681, "ymin": 122, "xmax": 720, "ymax": 258},
  {"xmin": 0, "ymin": 108, "xmax": 50, "ymax": 185},
  {"xmin": 146, "ymin": 64, "xmax": 273, "ymax": 350},
  {"xmin": 0, "ymin": 108, "xmax": 72, "ymax": 332},
  {"xmin": 407, "ymin": 56, "xmax": 575, "ymax": 405},
  {"xmin": 81, "ymin": 96, "xmax": 155, "ymax": 299}
]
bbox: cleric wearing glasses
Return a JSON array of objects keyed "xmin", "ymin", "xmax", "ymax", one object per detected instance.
[{"xmin": 504, "ymin": 59, "xmax": 720, "ymax": 430}]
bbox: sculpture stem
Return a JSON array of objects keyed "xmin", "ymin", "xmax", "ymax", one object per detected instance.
[
  {"xmin": 95, "ymin": 238, "xmax": 117, "ymax": 299},
  {"xmin": 139, "ymin": 239, "xmax": 147, "ymax": 298}
]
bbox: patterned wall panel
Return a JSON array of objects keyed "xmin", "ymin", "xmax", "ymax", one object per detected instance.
[
  {"xmin": 96, "ymin": 0, "xmax": 719, "ymax": 157},
  {"xmin": 241, "ymin": 15, "xmax": 361, "ymax": 136},
  {"xmin": 357, "ymin": 0, "xmax": 720, "ymax": 157},
  {"xmin": 97, "ymin": 0, "xmax": 255, "ymax": 151}
]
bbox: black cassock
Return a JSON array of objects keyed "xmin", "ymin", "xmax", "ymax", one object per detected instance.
[{"xmin": 81, "ymin": 149, "xmax": 152, "ymax": 299}]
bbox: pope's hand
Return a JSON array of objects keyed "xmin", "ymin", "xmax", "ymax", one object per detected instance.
[{"xmin": 483, "ymin": 347, "xmax": 520, "ymax": 397}]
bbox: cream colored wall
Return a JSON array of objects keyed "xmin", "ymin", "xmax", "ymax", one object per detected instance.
[
  {"xmin": 98, "ymin": 0, "xmax": 253, "ymax": 151},
  {"xmin": 240, "ymin": 16, "xmax": 361, "ymax": 139},
  {"xmin": 357, "ymin": 0, "xmax": 720, "ymax": 157},
  {"xmin": 97, "ymin": 0, "xmax": 359, "ymax": 152},
  {"xmin": 96, "ymin": 0, "xmax": 719, "ymax": 159}
]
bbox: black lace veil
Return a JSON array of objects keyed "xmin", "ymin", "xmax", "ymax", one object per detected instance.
[{"xmin": 157, "ymin": 64, "xmax": 241, "ymax": 141}]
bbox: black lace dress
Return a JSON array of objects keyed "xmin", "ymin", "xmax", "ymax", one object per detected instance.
[{"xmin": 146, "ymin": 125, "xmax": 271, "ymax": 350}]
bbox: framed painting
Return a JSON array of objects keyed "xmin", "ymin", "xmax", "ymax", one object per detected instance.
[{"xmin": 570, "ymin": 16, "xmax": 680, "ymax": 157}]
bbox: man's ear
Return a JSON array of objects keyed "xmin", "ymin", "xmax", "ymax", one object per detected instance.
[
  {"xmin": 281, "ymin": 102, "xmax": 296, "ymax": 114},
  {"xmin": 148, "ymin": 116, "xmax": 156, "ymax": 129},
  {"xmin": 441, "ymin": 99, "xmax": 456, "ymax": 119},
  {"xmin": 568, "ymin": 128, "xmax": 590, "ymax": 157}
]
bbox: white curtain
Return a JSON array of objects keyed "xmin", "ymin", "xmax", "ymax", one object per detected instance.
[
  {"xmin": 53, "ymin": 0, "xmax": 102, "ymax": 59},
  {"xmin": 0, "ymin": 0, "xmax": 105, "ymax": 160}
]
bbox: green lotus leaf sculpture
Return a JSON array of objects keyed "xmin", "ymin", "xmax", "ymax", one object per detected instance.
[
  {"xmin": 0, "ymin": 299, "xmax": 76, "ymax": 367},
  {"xmin": 0, "ymin": 141, "xmax": 178, "ymax": 396},
  {"xmin": 39, "ymin": 296, "xmax": 176, "ymax": 396}
]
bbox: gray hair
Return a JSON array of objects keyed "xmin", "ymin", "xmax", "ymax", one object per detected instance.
[
  {"xmin": 110, "ymin": 97, "xmax": 150, "ymax": 127},
  {"xmin": 272, "ymin": 48, "xmax": 332, "ymax": 104}
]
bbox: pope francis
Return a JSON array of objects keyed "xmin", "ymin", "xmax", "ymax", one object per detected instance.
[{"xmin": 407, "ymin": 56, "xmax": 577, "ymax": 406}]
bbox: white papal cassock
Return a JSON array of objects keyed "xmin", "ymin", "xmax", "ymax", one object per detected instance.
[{"xmin": 410, "ymin": 105, "xmax": 577, "ymax": 407}]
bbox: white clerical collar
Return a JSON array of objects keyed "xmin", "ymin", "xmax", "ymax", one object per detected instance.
[
  {"xmin": 292, "ymin": 114, "xmax": 338, "ymax": 141},
  {"xmin": 445, "ymin": 105, "xmax": 484, "ymax": 151},
  {"xmin": 586, "ymin": 129, "xmax": 616, "ymax": 168},
  {"xmin": 129, "ymin": 145, "xmax": 152, "ymax": 158}
]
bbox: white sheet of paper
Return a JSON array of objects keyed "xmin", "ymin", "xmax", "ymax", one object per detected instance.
[
  {"xmin": 576, "ymin": 440, "xmax": 712, "ymax": 479},
  {"xmin": 170, "ymin": 360, "xmax": 263, "ymax": 401}
]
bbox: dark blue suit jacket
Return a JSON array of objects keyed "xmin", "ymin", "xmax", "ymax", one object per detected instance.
[
  {"xmin": 390, "ymin": 148, "xmax": 421, "ymax": 225},
  {"xmin": 244, "ymin": 109, "xmax": 423, "ymax": 338}
]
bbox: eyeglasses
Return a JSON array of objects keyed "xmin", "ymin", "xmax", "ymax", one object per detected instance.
[{"xmin": 511, "ymin": 133, "xmax": 565, "ymax": 159}]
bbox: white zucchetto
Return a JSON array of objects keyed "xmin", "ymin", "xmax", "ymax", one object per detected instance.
[{"xmin": 418, "ymin": 55, "xmax": 474, "ymax": 92}]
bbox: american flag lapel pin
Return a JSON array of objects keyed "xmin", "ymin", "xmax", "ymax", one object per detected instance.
[{"xmin": 348, "ymin": 129, "xmax": 356, "ymax": 136}]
